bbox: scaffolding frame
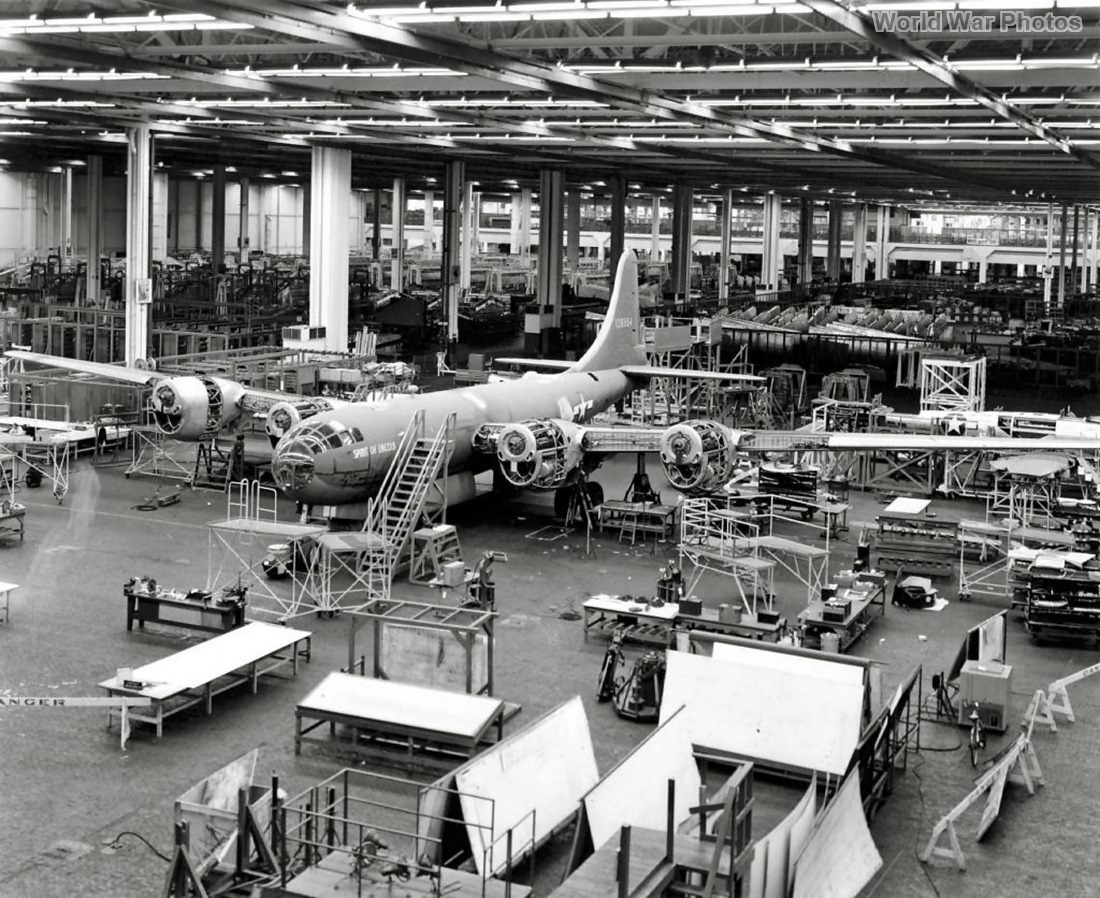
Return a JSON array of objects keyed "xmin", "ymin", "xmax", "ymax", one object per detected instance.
[
  {"xmin": 345, "ymin": 598, "xmax": 497, "ymax": 696},
  {"xmin": 919, "ymin": 354, "xmax": 987, "ymax": 414},
  {"xmin": 678, "ymin": 496, "xmax": 776, "ymax": 615},
  {"xmin": 987, "ymin": 476, "xmax": 1061, "ymax": 529},
  {"xmin": 206, "ymin": 480, "xmax": 326, "ymax": 622}
]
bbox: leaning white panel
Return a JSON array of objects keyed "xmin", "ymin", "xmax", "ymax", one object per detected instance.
[
  {"xmin": 791, "ymin": 772, "xmax": 883, "ymax": 898},
  {"xmin": 659, "ymin": 650, "xmax": 862, "ymax": 776},
  {"xmin": 711, "ymin": 641, "xmax": 864, "ymax": 688},
  {"xmin": 456, "ymin": 695, "xmax": 599, "ymax": 876},
  {"xmin": 583, "ymin": 705, "xmax": 701, "ymax": 850}
]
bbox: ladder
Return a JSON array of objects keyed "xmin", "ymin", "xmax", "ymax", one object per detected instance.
[{"xmin": 360, "ymin": 409, "xmax": 457, "ymax": 596}]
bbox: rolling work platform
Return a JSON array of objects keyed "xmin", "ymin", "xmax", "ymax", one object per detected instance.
[
  {"xmin": 311, "ymin": 409, "xmax": 457, "ymax": 614},
  {"xmin": 678, "ymin": 497, "xmax": 776, "ymax": 616},
  {"xmin": 207, "ymin": 480, "xmax": 325, "ymax": 621}
]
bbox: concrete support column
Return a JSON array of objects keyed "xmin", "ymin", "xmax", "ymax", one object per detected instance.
[
  {"xmin": 761, "ymin": 194, "xmax": 782, "ymax": 291},
  {"xmin": 152, "ymin": 172, "xmax": 169, "ymax": 262},
  {"xmin": 671, "ymin": 184, "xmax": 693, "ymax": 301},
  {"xmin": 301, "ymin": 183, "xmax": 311, "ymax": 256},
  {"xmin": 797, "ymin": 197, "xmax": 814, "ymax": 290},
  {"xmin": 85, "ymin": 154, "xmax": 102, "ymax": 305},
  {"xmin": 60, "ymin": 166, "xmax": 73, "ymax": 258},
  {"xmin": 851, "ymin": 203, "xmax": 868, "ymax": 285},
  {"xmin": 518, "ymin": 187, "xmax": 532, "ymax": 263},
  {"xmin": 826, "ymin": 200, "xmax": 842, "ymax": 281},
  {"xmin": 1070, "ymin": 204, "xmax": 1080, "ymax": 294},
  {"xmin": 423, "ymin": 190, "xmax": 435, "ymax": 254},
  {"xmin": 124, "ymin": 125, "xmax": 152, "ymax": 365},
  {"xmin": 1058, "ymin": 203, "xmax": 1068, "ymax": 309},
  {"xmin": 650, "ymin": 194, "xmax": 662, "ymax": 262},
  {"xmin": 978, "ymin": 259, "xmax": 989, "ymax": 285},
  {"xmin": 509, "ymin": 191, "xmax": 522, "ymax": 253},
  {"xmin": 238, "ymin": 177, "xmax": 250, "ymax": 258},
  {"xmin": 537, "ymin": 168, "xmax": 564, "ymax": 331},
  {"xmin": 307, "ymin": 146, "xmax": 351, "ymax": 352},
  {"xmin": 460, "ymin": 181, "xmax": 476, "ymax": 292},
  {"xmin": 441, "ymin": 160, "xmax": 464, "ymax": 346},
  {"xmin": 565, "ymin": 190, "xmax": 581, "ymax": 270},
  {"xmin": 608, "ymin": 177, "xmax": 626, "ymax": 279},
  {"xmin": 211, "ymin": 164, "xmax": 226, "ymax": 275},
  {"xmin": 254, "ymin": 183, "xmax": 267, "ymax": 255},
  {"xmin": 873, "ymin": 204, "xmax": 890, "ymax": 281},
  {"xmin": 469, "ymin": 190, "xmax": 481, "ymax": 259},
  {"xmin": 1017, "ymin": 262, "xmax": 1026, "ymax": 278},
  {"xmin": 371, "ymin": 187, "xmax": 381, "ymax": 261},
  {"xmin": 525, "ymin": 170, "xmax": 564, "ymax": 354},
  {"xmin": 1087, "ymin": 208, "xmax": 1097, "ymax": 292},
  {"xmin": 391, "ymin": 178, "xmax": 406, "ymax": 291},
  {"xmin": 935, "ymin": 260, "xmax": 945, "ymax": 276},
  {"xmin": 1043, "ymin": 201, "xmax": 1055, "ymax": 314},
  {"xmin": 719, "ymin": 188, "xmax": 733, "ymax": 302},
  {"xmin": 169, "ymin": 179, "xmax": 181, "ymax": 254},
  {"xmin": 194, "ymin": 180, "xmax": 203, "ymax": 251}
]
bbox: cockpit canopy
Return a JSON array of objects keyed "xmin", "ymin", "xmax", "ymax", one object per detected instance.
[{"xmin": 286, "ymin": 419, "xmax": 365, "ymax": 455}]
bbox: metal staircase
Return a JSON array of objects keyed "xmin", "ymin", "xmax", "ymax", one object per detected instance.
[{"xmin": 359, "ymin": 409, "xmax": 457, "ymax": 598}]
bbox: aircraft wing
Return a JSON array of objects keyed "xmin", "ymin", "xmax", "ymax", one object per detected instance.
[
  {"xmin": 4, "ymin": 349, "xmax": 167, "ymax": 386},
  {"xmin": 492, "ymin": 357, "xmax": 573, "ymax": 370},
  {"xmin": 620, "ymin": 365, "xmax": 765, "ymax": 384},
  {"xmin": 6, "ymin": 349, "xmax": 292, "ymax": 414},
  {"xmin": 745, "ymin": 431, "xmax": 1100, "ymax": 452}
]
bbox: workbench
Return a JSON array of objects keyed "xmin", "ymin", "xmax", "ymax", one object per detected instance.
[
  {"xmin": 0, "ymin": 581, "xmax": 17, "ymax": 624},
  {"xmin": 0, "ymin": 503, "xmax": 25, "ymax": 542},
  {"xmin": 295, "ymin": 672, "xmax": 505, "ymax": 770},
  {"xmin": 125, "ymin": 584, "xmax": 246, "ymax": 635},
  {"xmin": 582, "ymin": 594, "xmax": 681, "ymax": 644},
  {"xmin": 677, "ymin": 609, "xmax": 788, "ymax": 642},
  {"xmin": 596, "ymin": 500, "xmax": 678, "ymax": 544},
  {"xmin": 798, "ymin": 581, "xmax": 886, "ymax": 652},
  {"xmin": 99, "ymin": 621, "xmax": 312, "ymax": 748}
]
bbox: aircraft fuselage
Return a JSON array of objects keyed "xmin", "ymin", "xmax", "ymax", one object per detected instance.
[{"xmin": 271, "ymin": 368, "xmax": 634, "ymax": 505}]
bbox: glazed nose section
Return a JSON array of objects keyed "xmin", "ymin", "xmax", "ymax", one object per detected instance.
[{"xmin": 271, "ymin": 438, "xmax": 315, "ymax": 494}]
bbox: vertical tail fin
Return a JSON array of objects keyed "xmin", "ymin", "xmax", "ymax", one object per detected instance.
[{"xmin": 570, "ymin": 251, "xmax": 647, "ymax": 372}]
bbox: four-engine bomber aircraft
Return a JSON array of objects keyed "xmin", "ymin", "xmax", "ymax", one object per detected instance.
[
  {"xmin": 9, "ymin": 251, "xmax": 1100, "ymax": 513},
  {"xmin": 269, "ymin": 253, "xmax": 765, "ymax": 507}
]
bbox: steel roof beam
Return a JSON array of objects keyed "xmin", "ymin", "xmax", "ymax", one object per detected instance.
[
  {"xmin": 797, "ymin": 0, "xmax": 1100, "ymax": 172},
  {"xmin": 163, "ymin": 0, "xmax": 1028, "ymax": 195}
]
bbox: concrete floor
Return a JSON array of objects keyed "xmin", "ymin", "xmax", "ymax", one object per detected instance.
[{"xmin": 1, "ymin": 453, "xmax": 1099, "ymax": 898}]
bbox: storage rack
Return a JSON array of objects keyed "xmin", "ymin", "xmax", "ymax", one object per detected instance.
[
  {"xmin": 1024, "ymin": 564, "xmax": 1100, "ymax": 640},
  {"xmin": 874, "ymin": 510, "xmax": 959, "ymax": 576}
]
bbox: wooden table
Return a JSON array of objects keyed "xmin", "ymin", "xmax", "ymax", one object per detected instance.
[
  {"xmin": 596, "ymin": 500, "xmax": 678, "ymax": 544},
  {"xmin": 798, "ymin": 582, "xmax": 885, "ymax": 652},
  {"xmin": 0, "ymin": 581, "xmax": 17, "ymax": 624},
  {"xmin": 582, "ymin": 595, "xmax": 681, "ymax": 644},
  {"xmin": 295, "ymin": 672, "xmax": 505, "ymax": 770},
  {"xmin": 99, "ymin": 621, "xmax": 312, "ymax": 747}
]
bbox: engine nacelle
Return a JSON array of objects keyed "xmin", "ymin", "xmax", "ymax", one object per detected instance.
[
  {"xmin": 265, "ymin": 397, "xmax": 347, "ymax": 445},
  {"xmin": 495, "ymin": 419, "xmax": 583, "ymax": 489},
  {"xmin": 659, "ymin": 420, "xmax": 739, "ymax": 495},
  {"xmin": 149, "ymin": 376, "xmax": 247, "ymax": 440}
]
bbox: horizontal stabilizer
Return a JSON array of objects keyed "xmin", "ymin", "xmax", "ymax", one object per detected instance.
[
  {"xmin": 4, "ymin": 349, "xmax": 164, "ymax": 386},
  {"xmin": 621, "ymin": 365, "xmax": 765, "ymax": 384},
  {"xmin": 492, "ymin": 357, "xmax": 573, "ymax": 370}
]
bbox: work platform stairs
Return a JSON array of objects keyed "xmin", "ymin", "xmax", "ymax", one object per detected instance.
[{"xmin": 358, "ymin": 409, "xmax": 457, "ymax": 596}]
